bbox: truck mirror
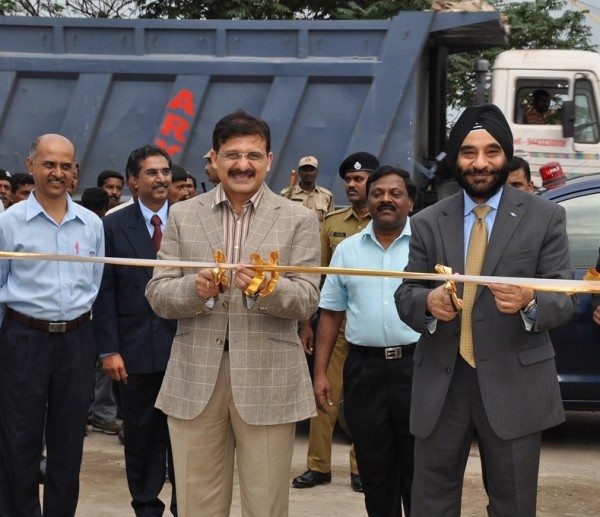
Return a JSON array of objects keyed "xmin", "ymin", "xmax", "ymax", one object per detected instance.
[{"xmin": 561, "ymin": 100, "xmax": 575, "ymax": 138}]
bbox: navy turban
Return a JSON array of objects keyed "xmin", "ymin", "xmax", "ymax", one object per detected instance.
[{"xmin": 446, "ymin": 104, "xmax": 513, "ymax": 168}]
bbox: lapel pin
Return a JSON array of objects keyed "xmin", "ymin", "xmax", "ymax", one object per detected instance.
[{"xmin": 509, "ymin": 211, "xmax": 517, "ymax": 217}]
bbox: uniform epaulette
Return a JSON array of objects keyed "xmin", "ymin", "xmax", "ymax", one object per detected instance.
[
  {"xmin": 323, "ymin": 206, "xmax": 351, "ymax": 219},
  {"xmin": 316, "ymin": 185, "xmax": 334, "ymax": 197}
]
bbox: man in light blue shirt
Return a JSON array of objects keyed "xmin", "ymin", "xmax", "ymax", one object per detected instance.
[
  {"xmin": 313, "ymin": 166, "xmax": 419, "ymax": 517},
  {"xmin": 0, "ymin": 133, "xmax": 104, "ymax": 517}
]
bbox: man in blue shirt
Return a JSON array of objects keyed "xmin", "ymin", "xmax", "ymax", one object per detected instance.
[
  {"xmin": 313, "ymin": 166, "xmax": 419, "ymax": 517},
  {"xmin": 0, "ymin": 133, "xmax": 104, "ymax": 516}
]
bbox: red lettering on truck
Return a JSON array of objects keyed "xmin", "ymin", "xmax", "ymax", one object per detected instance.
[
  {"xmin": 155, "ymin": 88, "xmax": 196, "ymax": 158},
  {"xmin": 526, "ymin": 138, "xmax": 567, "ymax": 147}
]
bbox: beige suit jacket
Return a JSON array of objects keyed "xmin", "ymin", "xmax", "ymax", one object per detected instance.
[{"xmin": 146, "ymin": 186, "xmax": 320, "ymax": 425}]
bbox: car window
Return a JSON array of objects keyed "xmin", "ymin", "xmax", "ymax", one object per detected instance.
[
  {"xmin": 514, "ymin": 79, "xmax": 568, "ymax": 125},
  {"xmin": 559, "ymin": 192, "xmax": 600, "ymax": 267},
  {"xmin": 574, "ymin": 78, "xmax": 600, "ymax": 144}
]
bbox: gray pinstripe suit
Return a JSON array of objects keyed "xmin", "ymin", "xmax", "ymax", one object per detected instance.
[{"xmin": 145, "ymin": 186, "xmax": 320, "ymax": 425}]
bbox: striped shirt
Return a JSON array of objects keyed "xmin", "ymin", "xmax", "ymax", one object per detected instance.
[{"xmin": 212, "ymin": 183, "xmax": 265, "ymax": 265}]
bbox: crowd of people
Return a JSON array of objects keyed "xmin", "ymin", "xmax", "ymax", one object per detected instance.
[{"xmin": 0, "ymin": 105, "xmax": 597, "ymax": 517}]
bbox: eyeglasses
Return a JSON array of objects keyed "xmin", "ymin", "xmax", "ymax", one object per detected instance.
[
  {"xmin": 218, "ymin": 151, "xmax": 267, "ymax": 163},
  {"xmin": 142, "ymin": 168, "xmax": 172, "ymax": 178}
]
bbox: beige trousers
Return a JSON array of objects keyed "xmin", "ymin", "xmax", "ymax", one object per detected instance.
[
  {"xmin": 168, "ymin": 353, "xmax": 296, "ymax": 517},
  {"xmin": 307, "ymin": 326, "xmax": 358, "ymax": 475}
]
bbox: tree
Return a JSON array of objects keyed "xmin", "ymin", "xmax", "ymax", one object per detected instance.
[
  {"xmin": 135, "ymin": 0, "xmax": 431, "ymax": 20},
  {"xmin": 63, "ymin": 0, "xmax": 138, "ymax": 18},
  {"xmin": 0, "ymin": 0, "xmax": 137, "ymax": 16},
  {"xmin": 448, "ymin": 0, "xmax": 596, "ymax": 109}
]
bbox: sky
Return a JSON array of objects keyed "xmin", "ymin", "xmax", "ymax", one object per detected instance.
[{"xmin": 563, "ymin": 0, "xmax": 600, "ymax": 46}]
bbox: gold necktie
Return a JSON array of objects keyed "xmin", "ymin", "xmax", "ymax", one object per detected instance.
[{"xmin": 460, "ymin": 204, "xmax": 491, "ymax": 368}]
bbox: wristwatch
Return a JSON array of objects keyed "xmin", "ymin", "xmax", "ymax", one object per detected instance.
[{"xmin": 523, "ymin": 297, "xmax": 537, "ymax": 316}]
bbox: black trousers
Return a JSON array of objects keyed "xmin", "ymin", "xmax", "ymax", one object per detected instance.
[
  {"xmin": 343, "ymin": 346, "xmax": 414, "ymax": 517},
  {"xmin": 119, "ymin": 372, "xmax": 176, "ymax": 516},
  {"xmin": 0, "ymin": 318, "xmax": 95, "ymax": 517},
  {"xmin": 411, "ymin": 356, "xmax": 542, "ymax": 517}
]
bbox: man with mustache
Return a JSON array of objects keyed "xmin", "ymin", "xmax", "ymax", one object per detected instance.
[
  {"xmin": 313, "ymin": 166, "xmax": 419, "ymax": 516},
  {"xmin": 293, "ymin": 151, "xmax": 378, "ymax": 493},
  {"xmin": 395, "ymin": 104, "xmax": 574, "ymax": 516},
  {"xmin": 146, "ymin": 111, "xmax": 320, "ymax": 516},
  {"xmin": 9, "ymin": 173, "xmax": 35, "ymax": 205},
  {"xmin": 97, "ymin": 169, "xmax": 125, "ymax": 209},
  {"xmin": 506, "ymin": 156, "xmax": 534, "ymax": 193},
  {"xmin": 93, "ymin": 145, "xmax": 177, "ymax": 515},
  {"xmin": 0, "ymin": 170, "xmax": 12, "ymax": 209},
  {"xmin": 281, "ymin": 156, "xmax": 334, "ymax": 224},
  {"xmin": 167, "ymin": 164, "xmax": 191, "ymax": 204},
  {"xmin": 0, "ymin": 133, "xmax": 104, "ymax": 516}
]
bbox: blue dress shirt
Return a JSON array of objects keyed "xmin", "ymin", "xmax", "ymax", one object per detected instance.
[
  {"xmin": 463, "ymin": 186, "xmax": 503, "ymax": 263},
  {"xmin": 138, "ymin": 199, "xmax": 168, "ymax": 238},
  {"xmin": 319, "ymin": 219, "xmax": 420, "ymax": 347},
  {"xmin": 0, "ymin": 192, "xmax": 104, "ymax": 323}
]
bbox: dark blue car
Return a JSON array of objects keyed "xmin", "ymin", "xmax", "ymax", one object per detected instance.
[{"xmin": 540, "ymin": 174, "xmax": 600, "ymax": 410}]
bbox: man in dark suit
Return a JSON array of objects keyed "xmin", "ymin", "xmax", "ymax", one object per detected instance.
[
  {"xmin": 395, "ymin": 104, "xmax": 574, "ymax": 516},
  {"xmin": 93, "ymin": 144, "xmax": 177, "ymax": 516}
]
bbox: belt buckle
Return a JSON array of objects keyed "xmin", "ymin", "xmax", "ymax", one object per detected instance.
[
  {"xmin": 48, "ymin": 322, "xmax": 67, "ymax": 333},
  {"xmin": 384, "ymin": 347, "xmax": 401, "ymax": 360}
]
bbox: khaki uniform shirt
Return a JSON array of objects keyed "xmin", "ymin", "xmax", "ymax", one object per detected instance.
[
  {"xmin": 280, "ymin": 184, "xmax": 334, "ymax": 223},
  {"xmin": 320, "ymin": 206, "xmax": 371, "ymax": 267}
]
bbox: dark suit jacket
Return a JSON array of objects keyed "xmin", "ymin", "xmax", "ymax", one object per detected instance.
[
  {"xmin": 395, "ymin": 186, "xmax": 574, "ymax": 441},
  {"xmin": 93, "ymin": 202, "xmax": 176, "ymax": 375}
]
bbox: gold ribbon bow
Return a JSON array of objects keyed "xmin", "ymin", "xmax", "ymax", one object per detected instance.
[
  {"xmin": 244, "ymin": 251, "xmax": 280, "ymax": 297},
  {"xmin": 211, "ymin": 250, "xmax": 229, "ymax": 292},
  {"xmin": 435, "ymin": 264, "xmax": 463, "ymax": 311}
]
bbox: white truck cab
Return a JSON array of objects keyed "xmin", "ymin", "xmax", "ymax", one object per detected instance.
[{"xmin": 491, "ymin": 49, "xmax": 600, "ymax": 183}]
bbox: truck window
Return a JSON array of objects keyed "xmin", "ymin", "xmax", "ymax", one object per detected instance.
[
  {"xmin": 514, "ymin": 80, "xmax": 568, "ymax": 125},
  {"xmin": 573, "ymin": 79, "xmax": 600, "ymax": 144},
  {"xmin": 559, "ymin": 192, "xmax": 600, "ymax": 268}
]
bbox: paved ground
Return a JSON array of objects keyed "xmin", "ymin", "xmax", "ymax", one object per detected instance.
[{"xmin": 71, "ymin": 412, "xmax": 600, "ymax": 516}]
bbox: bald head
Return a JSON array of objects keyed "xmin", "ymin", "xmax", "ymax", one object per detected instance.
[
  {"xmin": 26, "ymin": 133, "xmax": 77, "ymax": 202},
  {"xmin": 28, "ymin": 134, "xmax": 76, "ymax": 161}
]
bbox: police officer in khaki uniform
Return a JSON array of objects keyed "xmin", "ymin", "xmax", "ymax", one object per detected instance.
[
  {"xmin": 293, "ymin": 152, "xmax": 379, "ymax": 493},
  {"xmin": 281, "ymin": 156, "xmax": 334, "ymax": 223}
]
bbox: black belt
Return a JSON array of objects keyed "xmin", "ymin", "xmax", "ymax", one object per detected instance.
[
  {"xmin": 350, "ymin": 342, "xmax": 416, "ymax": 360},
  {"xmin": 6, "ymin": 308, "xmax": 91, "ymax": 334}
]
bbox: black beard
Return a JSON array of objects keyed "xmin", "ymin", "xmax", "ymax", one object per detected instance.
[{"xmin": 453, "ymin": 161, "xmax": 508, "ymax": 200}]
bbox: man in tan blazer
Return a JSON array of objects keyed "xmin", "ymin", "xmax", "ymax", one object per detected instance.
[{"xmin": 145, "ymin": 111, "xmax": 320, "ymax": 516}]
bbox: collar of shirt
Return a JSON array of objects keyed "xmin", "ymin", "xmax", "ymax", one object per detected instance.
[
  {"xmin": 462, "ymin": 186, "xmax": 503, "ymax": 263},
  {"xmin": 25, "ymin": 191, "xmax": 83, "ymax": 226},
  {"xmin": 212, "ymin": 183, "xmax": 265, "ymax": 211},
  {"xmin": 138, "ymin": 199, "xmax": 168, "ymax": 237},
  {"xmin": 360, "ymin": 218, "xmax": 412, "ymax": 250},
  {"xmin": 463, "ymin": 186, "xmax": 503, "ymax": 217},
  {"xmin": 295, "ymin": 184, "xmax": 325, "ymax": 195}
]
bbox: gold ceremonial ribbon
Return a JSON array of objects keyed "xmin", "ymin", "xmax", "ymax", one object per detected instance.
[{"xmin": 0, "ymin": 251, "xmax": 599, "ymax": 294}]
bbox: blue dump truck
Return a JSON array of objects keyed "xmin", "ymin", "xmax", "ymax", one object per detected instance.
[{"xmin": 0, "ymin": 12, "xmax": 506, "ymax": 199}]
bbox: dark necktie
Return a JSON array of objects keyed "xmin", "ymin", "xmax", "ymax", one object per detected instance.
[
  {"xmin": 150, "ymin": 214, "xmax": 162, "ymax": 252},
  {"xmin": 460, "ymin": 204, "xmax": 491, "ymax": 368}
]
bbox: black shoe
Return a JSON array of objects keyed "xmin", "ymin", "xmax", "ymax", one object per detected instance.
[
  {"xmin": 292, "ymin": 469, "xmax": 331, "ymax": 488},
  {"xmin": 351, "ymin": 473, "xmax": 363, "ymax": 493}
]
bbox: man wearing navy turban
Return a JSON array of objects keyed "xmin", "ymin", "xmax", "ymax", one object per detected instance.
[{"xmin": 395, "ymin": 104, "xmax": 574, "ymax": 516}]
